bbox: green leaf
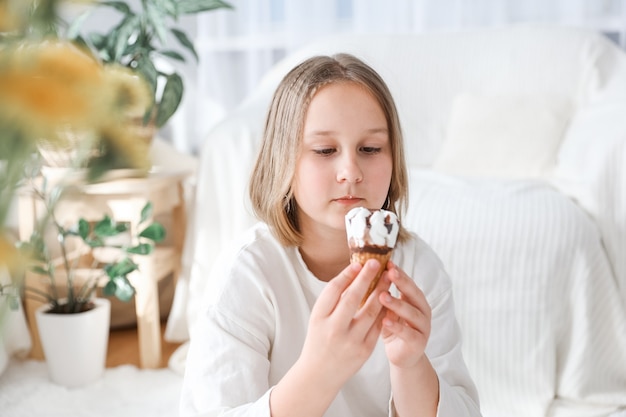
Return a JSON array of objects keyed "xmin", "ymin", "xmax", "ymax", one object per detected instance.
[
  {"xmin": 86, "ymin": 162, "xmax": 111, "ymax": 182},
  {"xmin": 177, "ymin": 0, "xmax": 233, "ymax": 14},
  {"xmin": 153, "ymin": 0, "xmax": 179, "ymax": 18},
  {"xmin": 170, "ymin": 28, "xmax": 198, "ymax": 62},
  {"xmin": 86, "ymin": 237, "xmax": 105, "ymax": 248},
  {"xmin": 104, "ymin": 276, "xmax": 135, "ymax": 302},
  {"xmin": 71, "ymin": 35, "xmax": 91, "ymax": 53},
  {"xmin": 140, "ymin": 202, "xmax": 153, "ymax": 223},
  {"xmin": 126, "ymin": 243, "xmax": 154, "ymax": 255},
  {"xmin": 100, "ymin": 1, "xmax": 133, "ymax": 15},
  {"xmin": 88, "ymin": 32, "xmax": 108, "ymax": 49},
  {"xmin": 105, "ymin": 258, "xmax": 138, "ymax": 278},
  {"xmin": 103, "ymin": 280, "xmax": 117, "ymax": 296},
  {"xmin": 139, "ymin": 223, "xmax": 166, "ymax": 242},
  {"xmin": 8, "ymin": 296, "xmax": 20, "ymax": 311},
  {"xmin": 143, "ymin": 103, "xmax": 156, "ymax": 126},
  {"xmin": 31, "ymin": 266, "xmax": 48, "ymax": 275},
  {"xmin": 113, "ymin": 277, "xmax": 135, "ymax": 302},
  {"xmin": 66, "ymin": 10, "xmax": 92, "ymax": 40},
  {"xmin": 159, "ymin": 50, "xmax": 186, "ymax": 62},
  {"xmin": 87, "ymin": 32, "xmax": 113, "ymax": 62},
  {"xmin": 155, "ymin": 73, "xmax": 183, "ymax": 127},
  {"xmin": 146, "ymin": 2, "xmax": 168, "ymax": 45},
  {"xmin": 112, "ymin": 15, "xmax": 140, "ymax": 61},
  {"xmin": 20, "ymin": 235, "xmax": 47, "ymax": 262},
  {"xmin": 134, "ymin": 54, "xmax": 159, "ymax": 100},
  {"xmin": 94, "ymin": 216, "xmax": 119, "ymax": 237},
  {"xmin": 78, "ymin": 218, "xmax": 90, "ymax": 240}
]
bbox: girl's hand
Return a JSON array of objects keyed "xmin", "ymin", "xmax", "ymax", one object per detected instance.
[
  {"xmin": 298, "ymin": 259, "xmax": 392, "ymax": 387},
  {"xmin": 379, "ymin": 262, "xmax": 432, "ymax": 369}
]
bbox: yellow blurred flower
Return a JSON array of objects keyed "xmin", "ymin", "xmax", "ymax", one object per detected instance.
[
  {"xmin": 99, "ymin": 124, "xmax": 152, "ymax": 172},
  {"xmin": 103, "ymin": 64, "xmax": 152, "ymax": 119},
  {"xmin": 0, "ymin": 40, "xmax": 107, "ymax": 143},
  {"xmin": 85, "ymin": 64, "xmax": 153, "ymax": 175},
  {"xmin": 0, "ymin": 39, "xmax": 152, "ymax": 172}
]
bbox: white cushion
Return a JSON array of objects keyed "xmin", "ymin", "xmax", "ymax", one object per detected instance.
[{"xmin": 432, "ymin": 93, "xmax": 572, "ymax": 179}]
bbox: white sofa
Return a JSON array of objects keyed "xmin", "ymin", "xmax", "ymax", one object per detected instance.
[{"xmin": 169, "ymin": 24, "xmax": 626, "ymax": 417}]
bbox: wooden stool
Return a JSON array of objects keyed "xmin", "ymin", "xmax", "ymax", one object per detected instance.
[{"xmin": 19, "ymin": 169, "xmax": 190, "ymax": 369}]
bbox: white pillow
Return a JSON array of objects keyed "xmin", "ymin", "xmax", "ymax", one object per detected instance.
[{"xmin": 432, "ymin": 93, "xmax": 572, "ymax": 179}]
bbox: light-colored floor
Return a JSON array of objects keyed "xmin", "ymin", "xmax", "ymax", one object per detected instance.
[
  {"xmin": 106, "ymin": 323, "xmax": 183, "ymax": 368},
  {"xmin": 2, "ymin": 339, "xmax": 183, "ymax": 417}
]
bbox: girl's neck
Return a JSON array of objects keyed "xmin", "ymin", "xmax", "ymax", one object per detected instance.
[{"xmin": 298, "ymin": 230, "xmax": 351, "ymax": 282}]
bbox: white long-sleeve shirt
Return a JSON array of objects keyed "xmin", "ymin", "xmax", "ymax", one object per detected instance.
[{"xmin": 180, "ymin": 222, "xmax": 481, "ymax": 417}]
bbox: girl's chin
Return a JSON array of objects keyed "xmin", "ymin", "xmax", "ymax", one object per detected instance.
[{"xmin": 335, "ymin": 200, "xmax": 366, "ymax": 212}]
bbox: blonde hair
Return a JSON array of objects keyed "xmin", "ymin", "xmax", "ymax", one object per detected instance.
[{"xmin": 249, "ymin": 53, "xmax": 410, "ymax": 246}]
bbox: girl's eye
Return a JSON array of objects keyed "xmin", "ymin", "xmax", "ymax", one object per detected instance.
[
  {"xmin": 361, "ymin": 146, "xmax": 381, "ymax": 154},
  {"xmin": 314, "ymin": 148, "xmax": 336, "ymax": 156}
]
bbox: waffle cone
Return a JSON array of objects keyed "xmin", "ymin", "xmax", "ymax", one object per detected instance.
[{"xmin": 350, "ymin": 250, "xmax": 392, "ymax": 306}]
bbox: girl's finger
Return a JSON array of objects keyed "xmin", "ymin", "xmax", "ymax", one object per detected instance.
[
  {"xmin": 386, "ymin": 262, "xmax": 431, "ymax": 319},
  {"xmin": 379, "ymin": 290, "xmax": 432, "ymax": 348},
  {"xmin": 383, "ymin": 300, "xmax": 429, "ymax": 336},
  {"xmin": 363, "ymin": 304, "xmax": 387, "ymax": 345},
  {"xmin": 313, "ymin": 262, "xmax": 362, "ymax": 317},
  {"xmin": 380, "ymin": 301, "xmax": 398, "ymax": 338},
  {"xmin": 358, "ymin": 269, "xmax": 392, "ymax": 311},
  {"xmin": 352, "ymin": 271, "xmax": 392, "ymax": 330},
  {"xmin": 335, "ymin": 259, "xmax": 383, "ymax": 320}
]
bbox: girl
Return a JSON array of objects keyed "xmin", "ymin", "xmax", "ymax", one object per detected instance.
[{"xmin": 180, "ymin": 53, "xmax": 481, "ymax": 417}]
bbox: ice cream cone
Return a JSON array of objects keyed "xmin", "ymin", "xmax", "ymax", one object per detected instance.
[
  {"xmin": 345, "ymin": 207, "xmax": 399, "ymax": 307},
  {"xmin": 351, "ymin": 250, "xmax": 392, "ymax": 306}
]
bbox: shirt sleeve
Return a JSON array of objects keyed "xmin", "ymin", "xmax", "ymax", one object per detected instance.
[
  {"xmin": 394, "ymin": 238, "xmax": 482, "ymax": 417},
  {"xmin": 387, "ymin": 286, "xmax": 482, "ymax": 417},
  {"xmin": 428, "ymin": 283, "xmax": 482, "ymax": 416},
  {"xmin": 180, "ymin": 306, "xmax": 275, "ymax": 417}
]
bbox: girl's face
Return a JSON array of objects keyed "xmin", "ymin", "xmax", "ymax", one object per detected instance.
[{"xmin": 292, "ymin": 82, "xmax": 393, "ymax": 238}]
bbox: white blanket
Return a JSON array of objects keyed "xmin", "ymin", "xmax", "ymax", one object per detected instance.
[{"xmin": 405, "ymin": 169, "xmax": 626, "ymax": 417}]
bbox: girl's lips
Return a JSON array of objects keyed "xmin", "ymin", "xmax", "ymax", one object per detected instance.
[{"xmin": 334, "ymin": 196, "xmax": 363, "ymax": 205}]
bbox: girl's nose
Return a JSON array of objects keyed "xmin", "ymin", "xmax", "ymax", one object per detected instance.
[{"xmin": 337, "ymin": 153, "xmax": 363, "ymax": 183}]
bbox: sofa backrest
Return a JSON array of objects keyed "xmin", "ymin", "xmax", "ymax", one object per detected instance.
[{"xmin": 239, "ymin": 23, "xmax": 610, "ymax": 167}]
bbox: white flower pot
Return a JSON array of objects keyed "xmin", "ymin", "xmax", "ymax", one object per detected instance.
[{"xmin": 35, "ymin": 298, "xmax": 111, "ymax": 387}]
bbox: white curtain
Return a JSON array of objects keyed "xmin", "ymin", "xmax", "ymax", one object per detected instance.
[{"xmin": 168, "ymin": 0, "xmax": 626, "ymax": 154}]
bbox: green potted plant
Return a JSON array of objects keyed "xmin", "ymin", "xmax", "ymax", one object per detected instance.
[
  {"xmin": 17, "ymin": 176, "xmax": 165, "ymax": 387},
  {"xmin": 68, "ymin": 0, "xmax": 233, "ymax": 133},
  {"xmin": 19, "ymin": 185, "xmax": 166, "ymax": 313}
]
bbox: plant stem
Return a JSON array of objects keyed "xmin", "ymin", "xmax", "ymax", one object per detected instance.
[
  {"xmin": 32, "ymin": 187, "xmax": 61, "ymax": 303},
  {"xmin": 47, "ymin": 202, "xmax": 73, "ymax": 309},
  {"xmin": 76, "ymin": 272, "xmax": 104, "ymax": 301}
]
